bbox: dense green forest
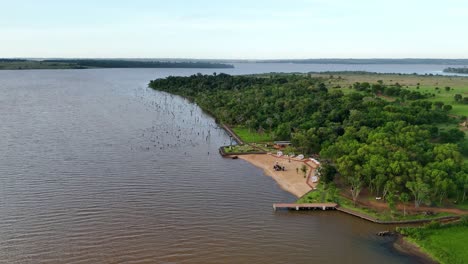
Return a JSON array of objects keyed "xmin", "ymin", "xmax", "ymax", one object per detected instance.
[
  {"xmin": 0, "ymin": 59, "xmax": 233, "ymax": 70},
  {"xmin": 149, "ymin": 73, "xmax": 468, "ymax": 207},
  {"xmin": 444, "ymin": 67, "xmax": 468, "ymax": 74}
]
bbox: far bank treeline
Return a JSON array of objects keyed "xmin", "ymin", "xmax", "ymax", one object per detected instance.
[
  {"xmin": 0, "ymin": 59, "xmax": 234, "ymax": 70},
  {"xmin": 149, "ymin": 73, "xmax": 468, "ymax": 206},
  {"xmin": 444, "ymin": 67, "xmax": 468, "ymax": 74},
  {"xmin": 43, "ymin": 59, "xmax": 234, "ymax": 69}
]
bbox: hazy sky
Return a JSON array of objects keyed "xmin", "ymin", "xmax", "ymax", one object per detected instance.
[{"xmin": 1, "ymin": 0, "xmax": 467, "ymax": 59}]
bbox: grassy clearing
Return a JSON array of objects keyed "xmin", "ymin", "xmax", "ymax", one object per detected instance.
[
  {"xmin": 297, "ymin": 189, "xmax": 331, "ymax": 203},
  {"xmin": 312, "ymin": 73, "xmax": 468, "ymax": 116},
  {"xmin": 232, "ymin": 127, "xmax": 272, "ymax": 143},
  {"xmin": 398, "ymin": 220, "xmax": 468, "ymax": 264},
  {"xmin": 313, "ymin": 73, "xmax": 468, "ymax": 90},
  {"xmin": 249, "ymin": 143, "xmax": 277, "ymax": 152},
  {"xmin": 415, "ymin": 85, "xmax": 468, "ymax": 116},
  {"xmin": 222, "ymin": 142, "xmax": 276, "ymax": 154},
  {"xmin": 223, "ymin": 144, "xmax": 259, "ymax": 154}
]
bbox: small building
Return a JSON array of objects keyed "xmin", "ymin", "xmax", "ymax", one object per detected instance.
[{"xmin": 274, "ymin": 141, "xmax": 291, "ymax": 149}]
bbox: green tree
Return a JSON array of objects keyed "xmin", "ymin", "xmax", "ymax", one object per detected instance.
[
  {"xmin": 335, "ymin": 153, "xmax": 364, "ymax": 206},
  {"xmin": 348, "ymin": 174, "xmax": 363, "ymax": 206},
  {"xmin": 265, "ymin": 117, "xmax": 274, "ymax": 133},
  {"xmin": 318, "ymin": 163, "xmax": 337, "ymax": 184},
  {"xmin": 440, "ymin": 129, "xmax": 465, "ymax": 143},
  {"xmin": 433, "ymin": 101, "xmax": 444, "ymax": 109},
  {"xmin": 383, "ymin": 181, "xmax": 396, "ymax": 201},
  {"xmin": 442, "ymin": 104, "xmax": 452, "ymax": 111},
  {"xmin": 283, "ymin": 146, "xmax": 296, "ymax": 156},
  {"xmin": 292, "ymin": 132, "xmax": 310, "ymax": 154},
  {"xmin": 326, "ymin": 183, "xmax": 340, "ymax": 203},
  {"xmin": 433, "ymin": 177, "xmax": 455, "ymax": 204},
  {"xmin": 386, "ymin": 192, "xmax": 397, "ymax": 217},
  {"xmin": 300, "ymin": 164, "xmax": 308, "ymax": 178},
  {"xmin": 275, "ymin": 123, "xmax": 291, "ymax": 141},
  {"xmin": 246, "ymin": 120, "xmax": 256, "ymax": 134},
  {"xmin": 399, "ymin": 192, "xmax": 410, "ymax": 216},
  {"xmin": 454, "ymin": 94, "xmax": 462, "ymax": 102},
  {"xmin": 454, "ymin": 171, "xmax": 468, "ymax": 202},
  {"xmin": 406, "ymin": 179, "xmax": 430, "ymax": 208}
]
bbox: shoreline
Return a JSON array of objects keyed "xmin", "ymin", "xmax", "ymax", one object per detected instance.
[
  {"xmin": 236, "ymin": 153, "xmax": 445, "ymax": 264},
  {"xmin": 393, "ymin": 235, "xmax": 438, "ymax": 264},
  {"xmin": 237, "ymin": 154, "xmax": 317, "ymax": 198}
]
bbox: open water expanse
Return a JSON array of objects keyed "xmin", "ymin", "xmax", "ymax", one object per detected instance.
[{"xmin": 0, "ymin": 63, "xmax": 449, "ymax": 263}]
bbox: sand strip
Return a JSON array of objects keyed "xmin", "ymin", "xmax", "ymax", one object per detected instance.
[{"xmin": 238, "ymin": 154, "xmax": 317, "ymax": 198}]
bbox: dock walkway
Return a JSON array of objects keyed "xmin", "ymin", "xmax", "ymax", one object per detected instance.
[
  {"xmin": 273, "ymin": 203, "xmax": 461, "ymax": 224},
  {"xmin": 273, "ymin": 203, "xmax": 337, "ymax": 211}
]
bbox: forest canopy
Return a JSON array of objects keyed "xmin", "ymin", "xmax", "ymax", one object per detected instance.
[{"xmin": 149, "ymin": 73, "xmax": 468, "ymax": 206}]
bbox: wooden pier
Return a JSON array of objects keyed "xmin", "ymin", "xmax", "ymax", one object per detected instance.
[
  {"xmin": 273, "ymin": 203, "xmax": 461, "ymax": 224},
  {"xmin": 273, "ymin": 203, "xmax": 338, "ymax": 211}
]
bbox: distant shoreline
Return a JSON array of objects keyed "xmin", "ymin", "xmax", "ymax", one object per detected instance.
[
  {"xmin": 0, "ymin": 59, "xmax": 234, "ymax": 70},
  {"xmin": 253, "ymin": 58, "xmax": 468, "ymax": 65},
  {"xmin": 4, "ymin": 58, "xmax": 468, "ymax": 65},
  {"xmin": 444, "ymin": 67, "xmax": 468, "ymax": 74}
]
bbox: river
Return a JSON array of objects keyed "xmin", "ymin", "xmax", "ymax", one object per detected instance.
[{"xmin": 0, "ymin": 64, "xmax": 443, "ymax": 263}]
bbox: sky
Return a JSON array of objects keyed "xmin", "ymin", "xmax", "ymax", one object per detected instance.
[{"xmin": 1, "ymin": 0, "xmax": 467, "ymax": 59}]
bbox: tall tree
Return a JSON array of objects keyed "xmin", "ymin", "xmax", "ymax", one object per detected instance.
[
  {"xmin": 406, "ymin": 179, "xmax": 430, "ymax": 208},
  {"xmin": 399, "ymin": 192, "xmax": 410, "ymax": 216}
]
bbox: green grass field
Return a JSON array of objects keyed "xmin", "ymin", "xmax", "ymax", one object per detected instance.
[
  {"xmin": 403, "ymin": 224, "xmax": 468, "ymax": 264},
  {"xmin": 223, "ymin": 144, "xmax": 258, "ymax": 153},
  {"xmin": 312, "ymin": 73, "xmax": 468, "ymax": 117},
  {"xmin": 222, "ymin": 143, "xmax": 273, "ymax": 154},
  {"xmin": 415, "ymin": 85, "xmax": 468, "ymax": 116},
  {"xmin": 232, "ymin": 127, "xmax": 272, "ymax": 143}
]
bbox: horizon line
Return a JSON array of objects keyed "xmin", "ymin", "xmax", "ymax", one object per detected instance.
[{"xmin": 2, "ymin": 57, "xmax": 468, "ymax": 61}]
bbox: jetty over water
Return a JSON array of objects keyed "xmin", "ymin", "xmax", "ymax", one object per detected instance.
[
  {"xmin": 273, "ymin": 203, "xmax": 461, "ymax": 224},
  {"xmin": 273, "ymin": 203, "xmax": 338, "ymax": 211}
]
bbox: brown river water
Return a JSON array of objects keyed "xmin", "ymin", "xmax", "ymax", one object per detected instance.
[{"xmin": 0, "ymin": 66, "xmax": 429, "ymax": 263}]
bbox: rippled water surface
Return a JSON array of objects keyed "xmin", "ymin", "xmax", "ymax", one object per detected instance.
[{"xmin": 0, "ymin": 65, "xmax": 430, "ymax": 263}]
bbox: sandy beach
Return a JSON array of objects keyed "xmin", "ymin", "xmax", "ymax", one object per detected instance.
[{"xmin": 238, "ymin": 154, "xmax": 319, "ymax": 198}]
